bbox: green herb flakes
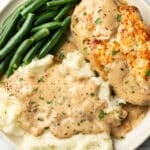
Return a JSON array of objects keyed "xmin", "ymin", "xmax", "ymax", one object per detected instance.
[
  {"xmin": 90, "ymin": 92, "xmax": 95, "ymax": 97},
  {"xmin": 145, "ymin": 69, "xmax": 150, "ymax": 77},
  {"xmin": 124, "ymin": 80, "xmax": 129, "ymax": 84},
  {"xmin": 59, "ymin": 51, "xmax": 65, "ymax": 60},
  {"xmin": 95, "ymin": 18, "xmax": 102, "ymax": 25},
  {"xmin": 47, "ymin": 101, "xmax": 53, "ymax": 104},
  {"xmin": 37, "ymin": 117, "xmax": 44, "ymax": 121},
  {"xmin": 116, "ymin": 14, "xmax": 121, "ymax": 22},
  {"xmin": 120, "ymin": 68, "xmax": 124, "ymax": 71},
  {"xmin": 98, "ymin": 9, "xmax": 102, "ymax": 13},
  {"xmin": 112, "ymin": 50, "xmax": 119, "ymax": 56},
  {"xmin": 38, "ymin": 76, "xmax": 44, "ymax": 83},
  {"xmin": 18, "ymin": 77, "xmax": 24, "ymax": 82},
  {"xmin": 83, "ymin": 47, "xmax": 88, "ymax": 53},
  {"xmin": 44, "ymin": 127, "xmax": 49, "ymax": 130},
  {"xmin": 39, "ymin": 96, "xmax": 44, "ymax": 100},
  {"xmin": 32, "ymin": 87, "xmax": 38, "ymax": 92},
  {"xmin": 9, "ymin": 93, "xmax": 14, "ymax": 97},
  {"xmin": 99, "ymin": 110, "xmax": 106, "ymax": 120},
  {"xmin": 83, "ymin": 12, "xmax": 87, "ymax": 16}
]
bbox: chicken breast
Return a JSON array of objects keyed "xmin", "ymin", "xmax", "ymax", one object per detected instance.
[{"xmin": 71, "ymin": 0, "xmax": 150, "ymax": 105}]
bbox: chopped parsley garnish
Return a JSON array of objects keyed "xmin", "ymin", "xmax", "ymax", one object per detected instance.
[
  {"xmin": 39, "ymin": 96, "xmax": 44, "ymax": 100},
  {"xmin": 98, "ymin": 8, "xmax": 102, "ymax": 13},
  {"xmin": 83, "ymin": 12, "xmax": 87, "ymax": 16},
  {"xmin": 59, "ymin": 51, "xmax": 65, "ymax": 60},
  {"xmin": 32, "ymin": 87, "xmax": 38, "ymax": 92},
  {"xmin": 124, "ymin": 80, "xmax": 129, "ymax": 84},
  {"xmin": 83, "ymin": 47, "xmax": 88, "ymax": 53},
  {"xmin": 95, "ymin": 18, "xmax": 102, "ymax": 25},
  {"xmin": 80, "ymin": 119, "xmax": 86, "ymax": 123},
  {"xmin": 119, "ymin": 103, "xmax": 125, "ymax": 106},
  {"xmin": 37, "ymin": 117, "xmax": 44, "ymax": 121},
  {"xmin": 121, "ymin": 136, "xmax": 125, "ymax": 139},
  {"xmin": 47, "ymin": 101, "xmax": 53, "ymax": 104},
  {"xmin": 120, "ymin": 68, "xmax": 124, "ymax": 71},
  {"xmin": 145, "ymin": 69, "xmax": 150, "ymax": 76},
  {"xmin": 99, "ymin": 110, "xmax": 106, "ymax": 120},
  {"xmin": 9, "ymin": 93, "xmax": 14, "ymax": 97},
  {"xmin": 90, "ymin": 92, "xmax": 95, "ymax": 97},
  {"xmin": 116, "ymin": 111, "xmax": 125, "ymax": 121},
  {"xmin": 44, "ymin": 127, "xmax": 49, "ymax": 130},
  {"xmin": 132, "ymin": 90, "xmax": 135, "ymax": 94},
  {"xmin": 38, "ymin": 76, "xmax": 44, "ymax": 83},
  {"xmin": 116, "ymin": 14, "xmax": 122, "ymax": 22},
  {"xmin": 18, "ymin": 77, "xmax": 24, "ymax": 82},
  {"xmin": 112, "ymin": 50, "xmax": 119, "ymax": 56}
]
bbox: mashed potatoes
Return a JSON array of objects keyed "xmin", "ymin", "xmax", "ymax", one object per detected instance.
[{"xmin": 0, "ymin": 50, "xmax": 126, "ymax": 150}]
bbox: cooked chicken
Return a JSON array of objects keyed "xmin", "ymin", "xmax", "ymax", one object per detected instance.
[{"xmin": 71, "ymin": 0, "xmax": 150, "ymax": 105}]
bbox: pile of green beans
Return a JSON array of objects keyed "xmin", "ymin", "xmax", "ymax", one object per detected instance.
[{"xmin": 0, "ymin": 0, "xmax": 80, "ymax": 77}]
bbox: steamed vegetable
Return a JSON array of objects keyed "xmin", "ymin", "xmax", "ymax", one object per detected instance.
[
  {"xmin": 0, "ymin": 53, "xmax": 13, "ymax": 76},
  {"xmin": 35, "ymin": 11, "xmax": 58, "ymax": 25},
  {"xmin": 0, "ymin": 7, "xmax": 22, "ymax": 49},
  {"xmin": 31, "ymin": 22, "xmax": 61, "ymax": 33},
  {"xmin": 38, "ymin": 16, "xmax": 71, "ymax": 58},
  {"xmin": 0, "ymin": 0, "xmax": 79, "ymax": 77},
  {"xmin": 6, "ymin": 38, "xmax": 34, "ymax": 77},
  {"xmin": 21, "ymin": 0, "xmax": 48, "ymax": 16},
  {"xmin": 54, "ymin": 4, "xmax": 73, "ymax": 21},
  {"xmin": 23, "ymin": 39, "xmax": 47, "ymax": 64},
  {"xmin": 31, "ymin": 28, "xmax": 50, "ymax": 42},
  {"xmin": 47, "ymin": 0, "xmax": 74, "ymax": 7},
  {"xmin": 0, "ymin": 13, "xmax": 34, "ymax": 61}
]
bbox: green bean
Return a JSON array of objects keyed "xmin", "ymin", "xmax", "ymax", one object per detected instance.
[
  {"xmin": 21, "ymin": 0, "xmax": 48, "ymax": 16},
  {"xmin": 31, "ymin": 22, "xmax": 61, "ymax": 33},
  {"xmin": 0, "ymin": 14, "xmax": 13, "ymax": 36},
  {"xmin": 17, "ymin": 18, "xmax": 25, "ymax": 31},
  {"xmin": 51, "ymin": 35, "xmax": 66, "ymax": 54},
  {"xmin": 31, "ymin": 28, "xmax": 50, "ymax": 42},
  {"xmin": 44, "ymin": 6, "xmax": 60, "ymax": 11},
  {"xmin": 47, "ymin": 0, "xmax": 73, "ymax": 7},
  {"xmin": 0, "ymin": 8, "xmax": 21, "ymax": 49},
  {"xmin": 38, "ymin": 16, "xmax": 70, "ymax": 58},
  {"xmin": 0, "ymin": 3, "xmax": 25, "ymax": 34},
  {"xmin": 37, "ymin": 5, "xmax": 60, "ymax": 13},
  {"xmin": 0, "ymin": 13, "xmax": 34, "ymax": 61},
  {"xmin": 23, "ymin": 0, "xmax": 35, "ymax": 7},
  {"xmin": 35, "ymin": 11, "xmax": 58, "ymax": 25},
  {"xmin": 0, "ymin": 53, "xmax": 13, "ymax": 77},
  {"xmin": 6, "ymin": 38, "xmax": 34, "ymax": 77},
  {"xmin": 54, "ymin": 4, "xmax": 73, "ymax": 21},
  {"xmin": 23, "ymin": 39, "xmax": 47, "ymax": 64}
]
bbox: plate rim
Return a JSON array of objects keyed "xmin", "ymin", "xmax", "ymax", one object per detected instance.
[{"xmin": 0, "ymin": 0, "xmax": 149, "ymax": 150}]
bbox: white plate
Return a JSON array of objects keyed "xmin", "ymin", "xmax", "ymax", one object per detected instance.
[{"xmin": 0, "ymin": 0, "xmax": 150, "ymax": 150}]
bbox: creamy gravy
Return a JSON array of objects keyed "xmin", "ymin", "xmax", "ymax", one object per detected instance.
[
  {"xmin": 71, "ymin": 0, "xmax": 119, "ymax": 40},
  {"xmin": 112, "ymin": 104, "xmax": 148, "ymax": 138},
  {"xmin": 108, "ymin": 61, "xmax": 150, "ymax": 105},
  {"xmin": 1, "ymin": 43, "xmax": 126, "ymax": 138},
  {"xmin": 19, "ymin": 64, "xmax": 108, "ymax": 138}
]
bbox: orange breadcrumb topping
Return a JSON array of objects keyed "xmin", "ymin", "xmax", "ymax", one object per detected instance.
[{"xmin": 84, "ymin": 5, "xmax": 150, "ymax": 80}]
